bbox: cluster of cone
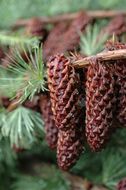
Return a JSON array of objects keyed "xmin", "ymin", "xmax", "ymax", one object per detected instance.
[
  {"xmin": 40, "ymin": 41, "xmax": 126, "ymax": 171},
  {"xmin": 1, "ymin": 13, "xmax": 126, "ymax": 164}
]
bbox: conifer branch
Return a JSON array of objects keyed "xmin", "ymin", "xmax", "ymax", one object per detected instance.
[
  {"xmin": 80, "ymin": 24, "xmax": 108, "ymax": 56},
  {"xmin": 1, "ymin": 106, "xmax": 44, "ymax": 148},
  {"xmin": 0, "ymin": 32, "xmax": 39, "ymax": 46},
  {"xmin": 13, "ymin": 10, "xmax": 126, "ymax": 28},
  {"xmin": 0, "ymin": 45, "xmax": 47, "ymax": 102},
  {"xmin": 72, "ymin": 49, "xmax": 126, "ymax": 68}
]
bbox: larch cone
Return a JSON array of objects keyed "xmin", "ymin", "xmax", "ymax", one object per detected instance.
[
  {"xmin": 47, "ymin": 54, "xmax": 85, "ymax": 170},
  {"xmin": 47, "ymin": 54, "xmax": 83, "ymax": 131},
  {"xmin": 106, "ymin": 41, "xmax": 126, "ymax": 127},
  {"xmin": 86, "ymin": 59, "xmax": 116, "ymax": 151}
]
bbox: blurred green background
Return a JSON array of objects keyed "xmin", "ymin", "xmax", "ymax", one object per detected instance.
[{"xmin": 0, "ymin": 0, "xmax": 125, "ymax": 28}]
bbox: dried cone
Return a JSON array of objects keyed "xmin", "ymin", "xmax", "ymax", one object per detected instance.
[
  {"xmin": 43, "ymin": 12, "xmax": 91, "ymax": 60},
  {"xmin": 40, "ymin": 94, "xmax": 58, "ymax": 149},
  {"xmin": 57, "ymin": 126, "xmax": 84, "ymax": 170},
  {"xmin": 47, "ymin": 54, "xmax": 84, "ymax": 169},
  {"xmin": 115, "ymin": 60, "xmax": 126, "ymax": 127},
  {"xmin": 43, "ymin": 22, "xmax": 69, "ymax": 60},
  {"xmin": 60, "ymin": 12, "xmax": 91, "ymax": 52},
  {"xmin": 117, "ymin": 178, "xmax": 126, "ymax": 190},
  {"xmin": 106, "ymin": 41, "xmax": 126, "ymax": 127},
  {"xmin": 47, "ymin": 54, "xmax": 82, "ymax": 131},
  {"xmin": 86, "ymin": 60, "xmax": 116, "ymax": 151},
  {"xmin": 100, "ymin": 15, "xmax": 126, "ymax": 37}
]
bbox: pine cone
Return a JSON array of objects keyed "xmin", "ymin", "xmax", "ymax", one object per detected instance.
[
  {"xmin": 47, "ymin": 54, "xmax": 85, "ymax": 168},
  {"xmin": 60, "ymin": 12, "xmax": 91, "ymax": 52},
  {"xmin": 115, "ymin": 61, "xmax": 126, "ymax": 127},
  {"xmin": 43, "ymin": 12, "xmax": 91, "ymax": 60},
  {"xmin": 40, "ymin": 94, "xmax": 58, "ymax": 149},
  {"xmin": 47, "ymin": 54, "xmax": 82, "ymax": 131},
  {"xmin": 43, "ymin": 22, "xmax": 69, "ymax": 60},
  {"xmin": 86, "ymin": 60, "xmax": 116, "ymax": 151},
  {"xmin": 57, "ymin": 126, "xmax": 84, "ymax": 170},
  {"xmin": 117, "ymin": 178, "xmax": 126, "ymax": 190},
  {"xmin": 105, "ymin": 41, "xmax": 126, "ymax": 127},
  {"xmin": 100, "ymin": 15, "xmax": 126, "ymax": 36}
]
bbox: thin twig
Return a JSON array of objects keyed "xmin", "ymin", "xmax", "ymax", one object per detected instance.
[
  {"xmin": 72, "ymin": 49, "xmax": 126, "ymax": 68},
  {"xmin": 13, "ymin": 10, "xmax": 126, "ymax": 28}
]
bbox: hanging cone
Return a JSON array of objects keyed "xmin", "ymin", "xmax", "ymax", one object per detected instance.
[
  {"xmin": 47, "ymin": 54, "xmax": 85, "ymax": 169},
  {"xmin": 47, "ymin": 54, "xmax": 83, "ymax": 131},
  {"xmin": 43, "ymin": 22, "xmax": 69, "ymax": 60},
  {"xmin": 40, "ymin": 94, "xmax": 58, "ymax": 149},
  {"xmin": 115, "ymin": 61, "xmax": 126, "ymax": 127},
  {"xmin": 43, "ymin": 12, "xmax": 91, "ymax": 60},
  {"xmin": 86, "ymin": 59, "xmax": 116, "ymax": 151},
  {"xmin": 100, "ymin": 15, "xmax": 126, "ymax": 37},
  {"xmin": 106, "ymin": 41, "xmax": 126, "ymax": 127}
]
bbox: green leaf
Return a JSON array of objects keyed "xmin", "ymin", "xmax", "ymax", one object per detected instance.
[
  {"xmin": 1, "ymin": 106, "xmax": 44, "ymax": 148},
  {"xmin": 0, "ymin": 32, "xmax": 39, "ymax": 46},
  {"xmin": 0, "ymin": 44, "xmax": 47, "ymax": 102},
  {"xmin": 80, "ymin": 24, "xmax": 108, "ymax": 56},
  {"xmin": 101, "ymin": 148, "xmax": 126, "ymax": 189}
]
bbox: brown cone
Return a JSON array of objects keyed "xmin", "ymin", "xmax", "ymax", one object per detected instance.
[
  {"xmin": 105, "ymin": 41, "xmax": 126, "ymax": 127},
  {"xmin": 115, "ymin": 61, "xmax": 126, "ymax": 127},
  {"xmin": 86, "ymin": 59, "xmax": 116, "ymax": 151},
  {"xmin": 100, "ymin": 15, "xmax": 126, "ymax": 37},
  {"xmin": 47, "ymin": 54, "xmax": 85, "ymax": 169},
  {"xmin": 47, "ymin": 54, "xmax": 82, "ymax": 131},
  {"xmin": 40, "ymin": 94, "xmax": 58, "ymax": 149},
  {"xmin": 43, "ymin": 12, "xmax": 91, "ymax": 60},
  {"xmin": 43, "ymin": 22, "xmax": 69, "ymax": 60}
]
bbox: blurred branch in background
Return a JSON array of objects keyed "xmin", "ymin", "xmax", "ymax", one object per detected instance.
[{"xmin": 13, "ymin": 10, "xmax": 126, "ymax": 29}]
